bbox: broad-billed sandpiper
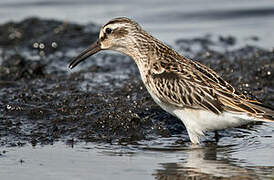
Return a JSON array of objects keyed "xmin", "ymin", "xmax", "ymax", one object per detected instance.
[{"xmin": 69, "ymin": 17, "xmax": 274, "ymax": 144}]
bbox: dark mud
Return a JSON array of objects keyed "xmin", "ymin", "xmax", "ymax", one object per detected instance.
[{"xmin": 0, "ymin": 18, "xmax": 273, "ymax": 147}]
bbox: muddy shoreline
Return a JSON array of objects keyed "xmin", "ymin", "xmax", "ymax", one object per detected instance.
[{"xmin": 0, "ymin": 17, "xmax": 273, "ymax": 147}]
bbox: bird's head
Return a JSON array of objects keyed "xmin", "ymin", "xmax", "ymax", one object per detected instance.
[{"xmin": 69, "ymin": 17, "xmax": 142, "ymax": 69}]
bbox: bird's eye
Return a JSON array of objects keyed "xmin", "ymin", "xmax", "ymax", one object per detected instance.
[{"xmin": 105, "ymin": 28, "xmax": 112, "ymax": 34}]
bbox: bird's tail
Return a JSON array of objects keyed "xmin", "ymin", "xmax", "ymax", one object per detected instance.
[
  {"xmin": 220, "ymin": 95, "xmax": 274, "ymax": 122},
  {"xmin": 246, "ymin": 101, "xmax": 274, "ymax": 122}
]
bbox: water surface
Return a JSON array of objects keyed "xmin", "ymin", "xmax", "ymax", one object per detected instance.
[{"xmin": 0, "ymin": 0, "xmax": 274, "ymax": 47}]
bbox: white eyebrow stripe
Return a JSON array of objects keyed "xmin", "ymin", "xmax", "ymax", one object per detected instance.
[{"xmin": 104, "ymin": 23, "xmax": 124, "ymax": 31}]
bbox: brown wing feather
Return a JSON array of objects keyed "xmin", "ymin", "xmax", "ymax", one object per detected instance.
[
  {"xmin": 147, "ymin": 54, "xmax": 274, "ymax": 121},
  {"xmin": 149, "ymin": 70, "xmax": 224, "ymax": 114}
]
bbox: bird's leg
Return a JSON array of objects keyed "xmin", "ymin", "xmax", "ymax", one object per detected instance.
[{"xmin": 214, "ymin": 131, "xmax": 219, "ymax": 143}]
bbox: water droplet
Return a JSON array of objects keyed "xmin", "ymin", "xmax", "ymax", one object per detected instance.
[
  {"xmin": 39, "ymin": 43, "xmax": 45, "ymax": 49},
  {"xmin": 51, "ymin": 42, "xmax": 58, "ymax": 48},
  {"xmin": 39, "ymin": 51, "xmax": 45, "ymax": 56},
  {"xmin": 6, "ymin": 104, "xmax": 12, "ymax": 110},
  {"xmin": 205, "ymin": 51, "xmax": 211, "ymax": 57},
  {"xmin": 33, "ymin": 42, "xmax": 39, "ymax": 48}
]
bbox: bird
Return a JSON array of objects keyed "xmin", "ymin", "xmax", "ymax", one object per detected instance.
[{"xmin": 68, "ymin": 17, "xmax": 274, "ymax": 144}]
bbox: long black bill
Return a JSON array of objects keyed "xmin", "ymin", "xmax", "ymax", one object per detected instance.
[{"xmin": 68, "ymin": 40, "xmax": 101, "ymax": 69}]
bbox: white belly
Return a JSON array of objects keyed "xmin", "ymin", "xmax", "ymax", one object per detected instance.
[{"xmin": 148, "ymin": 88, "xmax": 253, "ymax": 143}]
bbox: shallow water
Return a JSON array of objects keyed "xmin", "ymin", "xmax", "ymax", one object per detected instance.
[
  {"xmin": 0, "ymin": 1, "xmax": 274, "ymax": 180},
  {"xmin": 0, "ymin": 0, "xmax": 274, "ymax": 48},
  {"xmin": 1, "ymin": 130, "xmax": 274, "ymax": 180}
]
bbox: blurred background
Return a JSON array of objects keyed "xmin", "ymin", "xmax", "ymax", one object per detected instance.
[{"xmin": 1, "ymin": 0, "xmax": 274, "ymax": 48}]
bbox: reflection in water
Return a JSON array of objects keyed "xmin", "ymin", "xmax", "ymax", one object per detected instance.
[
  {"xmin": 154, "ymin": 145, "xmax": 270, "ymax": 179},
  {"xmin": 1, "ymin": 141, "xmax": 273, "ymax": 180}
]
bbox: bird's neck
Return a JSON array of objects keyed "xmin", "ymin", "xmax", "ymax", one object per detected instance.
[
  {"xmin": 123, "ymin": 33, "xmax": 166, "ymax": 69},
  {"xmin": 130, "ymin": 36, "xmax": 181, "ymax": 70}
]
